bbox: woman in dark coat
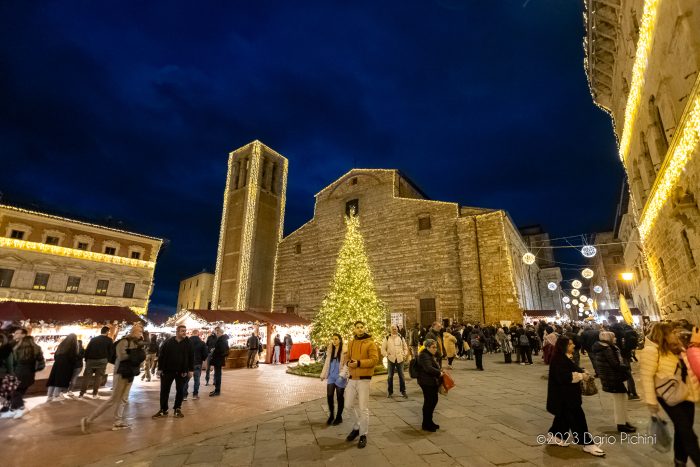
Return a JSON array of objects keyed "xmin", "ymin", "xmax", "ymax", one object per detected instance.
[
  {"xmin": 546, "ymin": 336, "xmax": 605, "ymax": 457},
  {"xmin": 591, "ymin": 331, "xmax": 636, "ymax": 433},
  {"xmin": 46, "ymin": 333, "xmax": 79, "ymax": 401},
  {"xmin": 417, "ymin": 338, "xmax": 443, "ymax": 432}
]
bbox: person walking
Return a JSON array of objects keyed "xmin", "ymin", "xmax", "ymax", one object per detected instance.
[
  {"xmin": 546, "ymin": 336, "xmax": 605, "ymax": 457},
  {"xmin": 246, "ymin": 332, "xmax": 259, "ymax": 369},
  {"xmin": 416, "ymin": 338, "xmax": 444, "ymax": 432},
  {"xmin": 408, "ymin": 323, "xmax": 420, "ymax": 359},
  {"xmin": 80, "ymin": 326, "xmax": 113, "ymax": 398},
  {"xmin": 153, "ymin": 325, "xmax": 194, "ymax": 419},
  {"xmin": 9, "ymin": 329, "xmax": 44, "ymax": 419},
  {"xmin": 204, "ymin": 330, "xmax": 217, "ymax": 385},
  {"xmin": 640, "ymin": 322, "xmax": 700, "ymax": 466},
  {"xmin": 284, "ymin": 333, "xmax": 294, "ymax": 363},
  {"xmin": 46, "ymin": 334, "xmax": 80, "ymax": 401},
  {"xmin": 425, "ymin": 322, "xmax": 444, "ymax": 368},
  {"xmin": 518, "ymin": 328, "xmax": 533, "ymax": 365},
  {"xmin": 320, "ymin": 333, "xmax": 347, "ymax": 425},
  {"xmin": 81, "ymin": 324, "xmax": 146, "ymax": 433},
  {"xmin": 381, "ymin": 325, "xmax": 408, "ymax": 398},
  {"xmin": 619, "ymin": 324, "xmax": 641, "ymax": 400},
  {"xmin": 0, "ymin": 332, "xmax": 18, "ymax": 419},
  {"xmin": 65, "ymin": 339, "xmax": 85, "ymax": 397},
  {"xmin": 443, "ymin": 329, "xmax": 457, "ymax": 369},
  {"xmin": 272, "ymin": 334, "xmax": 282, "ymax": 364},
  {"xmin": 345, "ymin": 321, "xmax": 379, "ymax": 449},
  {"xmin": 209, "ymin": 327, "xmax": 229, "ymax": 396},
  {"xmin": 142, "ymin": 334, "xmax": 159, "ymax": 382},
  {"xmin": 183, "ymin": 329, "xmax": 208, "ymax": 401},
  {"xmin": 592, "ymin": 331, "xmax": 636, "ymax": 433},
  {"xmin": 581, "ymin": 324, "xmax": 600, "ymax": 375},
  {"xmin": 469, "ymin": 325, "xmax": 486, "ymax": 371}
]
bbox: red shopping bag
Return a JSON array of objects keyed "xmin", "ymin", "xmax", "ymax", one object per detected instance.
[{"xmin": 442, "ymin": 372, "xmax": 456, "ymax": 392}]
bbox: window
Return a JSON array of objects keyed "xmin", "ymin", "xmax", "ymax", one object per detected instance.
[
  {"xmin": 612, "ymin": 255, "xmax": 623, "ymax": 265},
  {"xmin": 45, "ymin": 236, "xmax": 59, "ymax": 246},
  {"xmin": 104, "ymin": 247, "xmax": 116, "ymax": 255},
  {"xmin": 131, "ymin": 251, "xmax": 141, "ymax": 259},
  {"xmin": 10, "ymin": 230, "xmax": 24, "ymax": 240},
  {"xmin": 658, "ymin": 258, "xmax": 668, "ymax": 284},
  {"xmin": 196, "ymin": 279, "xmax": 199, "ymax": 287},
  {"xmin": 77, "ymin": 242, "xmax": 89, "ymax": 251},
  {"xmin": 351, "ymin": 177, "xmax": 358, "ymax": 185},
  {"xmin": 33, "ymin": 273, "xmax": 49, "ymax": 290},
  {"xmin": 419, "ymin": 298, "xmax": 436, "ymax": 327},
  {"xmin": 345, "ymin": 199, "xmax": 359, "ymax": 216},
  {"xmin": 207, "ymin": 302, "xmax": 212, "ymax": 310},
  {"xmin": 95, "ymin": 280, "xmax": 109, "ymax": 296},
  {"xmin": 0, "ymin": 269, "xmax": 14, "ymax": 288},
  {"xmin": 682, "ymin": 230, "xmax": 696, "ymax": 269},
  {"xmin": 295, "ymin": 243, "xmax": 302, "ymax": 254},
  {"xmin": 66, "ymin": 276, "xmax": 81, "ymax": 293},
  {"xmin": 286, "ymin": 306, "xmax": 295, "ymax": 314},
  {"xmin": 418, "ymin": 216, "xmax": 432, "ymax": 231},
  {"xmin": 123, "ymin": 282, "xmax": 135, "ymax": 298}
]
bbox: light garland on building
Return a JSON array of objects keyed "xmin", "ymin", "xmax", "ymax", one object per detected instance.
[
  {"xmin": 0, "ymin": 237, "xmax": 155, "ymax": 269},
  {"xmin": 639, "ymin": 91, "xmax": 700, "ymax": 240},
  {"xmin": 270, "ymin": 157, "xmax": 290, "ymax": 311},
  {"xmin": 236, "ymin": 143, "xmax": 263, "ymax": 310},
  {"xmin": 618, "ymin": 0, "xmax": 661, "ymax": 163}
]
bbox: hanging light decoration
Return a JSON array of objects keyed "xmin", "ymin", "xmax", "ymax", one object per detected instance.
[
  {"xmin": 562, "ymin": 296, "xmax": 571, "ymax": 303},
  {"xmin": 580, "ymin": 295, "xmax": 588, "ymax": 302},
  {"xmin": 572, "ymin": 299, "xmax": 579, "ymax": 305},
  {"xmin": 572, "ymin": 280, "xmax": 582, "ymax": 289},
  {"xmin": 587, "ymin": 298, "xmax": 593, "ymax": 304},
  {"xmin": 593, "ymin": 285, "xmax": 603, "ymax": 294},
  {"xmin": 571, "ymin": 289, "xmax": 580, "ymax": 297},
  {"xmin": 522, "ymin": 252, "xmax": 536, "ymax": 265},
  {"xmin": 566, "ymin": 304, "xmax": 572, "ymax": 309},
  {"xmin": 582, "ymin": 268, "xmax": 594, "ymax": 279},
  {"xmin": 547, "ymin": 282, "xmax": 557, "ymax": 291},
  {"xmin": 581, "ymin": 245, "xmax": 597, "ymax": 258}
]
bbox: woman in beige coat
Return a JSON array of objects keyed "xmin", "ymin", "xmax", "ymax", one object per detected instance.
[
  {"xmin": 443, "ymin": 331, "xmax": 457, "ymax": 369},
  {"xmin": 639, "ymin": 322, "xmax": 700, "ymax": 466}
]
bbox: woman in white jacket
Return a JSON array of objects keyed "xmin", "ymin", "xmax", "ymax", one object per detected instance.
[
  {"xmin": 320, "ymin": 333, "xmax": 347, "ymax": 425},
  {"xmin": 639, "ymin": 322, "xmax": 700, "ymax": 466}
]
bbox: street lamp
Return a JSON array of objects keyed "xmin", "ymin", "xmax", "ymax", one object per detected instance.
[{"xmin": 621, "ymin": 272, "xmax": 634, "ymax": 281}]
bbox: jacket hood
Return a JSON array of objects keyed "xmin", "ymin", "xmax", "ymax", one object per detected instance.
[{"xmin": 354, "ymin": 333, "xmax": 372, "ymax": 340}]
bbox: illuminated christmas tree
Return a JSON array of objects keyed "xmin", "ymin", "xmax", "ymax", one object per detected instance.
[{"xmin": 311, "ymin": 211, "xmax": 388, "ymax": 346}]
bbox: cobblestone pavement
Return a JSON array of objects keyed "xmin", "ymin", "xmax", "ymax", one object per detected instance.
[
  {"xmin": 82, "ymin": 353, "xmax": 682, "ymax": 467},
  {"xmin": 0, "ymin": 363, "xmax": 325, "ymax": 467}
]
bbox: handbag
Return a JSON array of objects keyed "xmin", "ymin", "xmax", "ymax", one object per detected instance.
[
  {"xmin": 581, "ymin": 377, "xmax": 598, "ymax": 396},
  {"xmin": 442, "ymin": 372, "xmax": 456, "ymax": 392},
  {"xmin": 655, "ymin": 359, "xmax": 689, "ymax": 407},
  {"xmin": 336, "ymin": 363, "xmax": 349, "ymax": 383},
  {"xmin": 649, "ymin": 416, "xmax": 672, "ymax": 453}
]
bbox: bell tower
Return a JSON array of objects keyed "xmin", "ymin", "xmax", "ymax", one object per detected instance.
[{"xmin": 212, "ymin": 140, "xmax": 288, "ymax": 311}]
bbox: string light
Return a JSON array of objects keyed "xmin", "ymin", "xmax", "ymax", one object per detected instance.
[
  {"xmin": 593, "ymin": 285, "xmax": 603, "ymax": 294},
  {"xmin": 572, "ymin": 280, "xmax": 582, "ymax": 289},
  {"xmin": 582, "ymin": 268, "xmax": 594, "ymax": 279},
  {"xmin": 581, "ymin": 245, "xmax": 597, "ymax": 258},
  {"xmin": 562, "ymin": 296, "xmax": 571, "ymax": 303},
  {"xmin": 547, "ymin": 282, "xmax": 557, "ymax": 291},
  {"xmin": 573, "ymin": 299, "xmax": 579, "ymax": 305},
  {"xmin": 618, "ymin": 0, "xmax": 661, "ymax": 163},
  {"xmin": 566, "ymin": 304, "xmax": 572, "ymax": 309},
  {"xmin": 580, "ymin": 295, "xmax": 588, "ymax": 302},
  {"xmin": 571, "ymin": 289, "xmax": 581, "ymax": 297},
  {"xmin": 522, "ymin": 252, "xmax": 536, "ymax": 265},
  {"xmin": 587, "ymin": 298, "xmax": 594, "ymax": 304}
]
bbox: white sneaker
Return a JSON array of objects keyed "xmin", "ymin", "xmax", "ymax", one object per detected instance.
[
  {"xmin": 63, "ymin": 392, "xmax": 76, "ymax": 399},
  {"xmin": 0, "ymin": 410, "xmax": 15, "ymax": 419},
  {"xmin": 583, "ymin": 444, "xmax": 605, "ymax": 457},
  {"xmin": 46, "ymin": 396, "xmax": 54, "ymax": 403},
  {"xmin": 547, "ymin": 435, "xmax": 570, "ymax": 447},
  {"xmin": 12, "ymin": 409, "xmax": 25, "ymax": 419}
]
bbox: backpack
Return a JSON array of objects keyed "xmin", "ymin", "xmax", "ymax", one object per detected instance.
[
  {"xmin": 108, "ymin": 338, "xmax": 124, "ymax": 364},
  {"xmin": 470, "ymin": 336, "xmax": 482, "ymax": 349},
  {"xmin": 409, "ymin": 358, "xmax": 418, "ymax": 379},
  {"xmin": 519, "ymin": 334, "xmax": 530, "ymax": 347},
  {"xmin": 624, "ymin": 329, "xmax": 639, "ymax": 351}
]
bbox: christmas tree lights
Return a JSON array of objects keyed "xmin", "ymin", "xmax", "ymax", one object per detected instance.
[{"xmin": 310, "ymin": 211, "xmax": 387, "ymax": 346}]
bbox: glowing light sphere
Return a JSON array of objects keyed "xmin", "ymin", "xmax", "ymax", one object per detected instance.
[
  {"xmin": 601, "ymin": 301, "xmax": 607, "ymax": 307},
  {"xmin": 572, "ymin": 280, "xmax": 582, "ymax": 289},
  {"xmin": 299, "ymin": 354, "xmax": 311, "ymax": 366},
  {"xmin": 581, "ymin": 245, "xmax": 597, "ymax": 258},
  {"xmin": 580, "ymin": 295, "xmax": 588, "ymax": 302},
  {"xmin": 572, "ymin": 299, "xmax": 579, "ymax": 305},
  {"xmin": 566, "ymin": 304, "xmax": 571, "ymax": 309},
  {"xmin": 522, "ymin": 252, "xmax": 536, "ymax": 265},
  {"xmin": 587, "ymin": 298, "xmax": 593, "ymax": 304},
  {"xmin": 547, "ymin": 282, "xmax": 557, "ymax": 291},
  {"xmin": 571, "ymin": 289, "xmax": 580, "ymax": 297},
  {"xmin": 582, "ymin": 268, "xmax": 594, "ymax": 279},
  {"xmin": 593, "ymin": 285, "xmax": 603, "ymax": 294},
  {"xmin": 562, "ymin": 296, "xmax": 571, "ymax": 303},
  {"xmin": 578, "ymin": 311, "xmax": 583, "ymax": 316}
]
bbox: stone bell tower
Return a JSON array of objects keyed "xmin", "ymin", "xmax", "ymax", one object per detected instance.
[{"xmin": 212, "ymin": 140, "xmax": 288, "ymax": 311}]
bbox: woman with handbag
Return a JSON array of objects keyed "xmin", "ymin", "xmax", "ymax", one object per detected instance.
[
  {"xmin": 10, "ymin": 329, "xmax": 44, "ymax": 419},
  {"xmin": 592, "ymin": 331, "xmax": 636, "ymax": 433},
  {"xmin": 546, "ymin": 336, "xmax": 605, "ymax": 457},
  {"xmin": 46, "ymin": 333, "xmax": 80, "ymax": 401},
  {"xmin": 416, "ymin": 338, "xmax": 443, "ymax": 432},
  {"xmin": 320, "ymin": 333, "xmax": 347, "ymax": 425},
  {"xmin": 640, "ymin": 322, "xmax": 700, "ymax": 466}
]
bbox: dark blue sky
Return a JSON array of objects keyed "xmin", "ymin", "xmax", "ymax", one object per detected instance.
[{"xmin": 0, "ymin": 0, "xmax": 624, "ymax": 312}]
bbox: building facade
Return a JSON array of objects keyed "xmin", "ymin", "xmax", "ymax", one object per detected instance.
[
  {"xmin": 0, "ymin": 204, "xmax": 162, "ymax": 314},
  {"xmin": 272, "ymin": 169, "xmax": 543, "ymax": 326},
  {"xmin": 519, "ymin": 225, "xmax": 565, "ymax": 314},
  {"xmin": 177, "ymin": 271, "xmax": 214, "ymax": 311},
  {"xmin": 212, "ymin": 141, "xmax": 288, "ymax": 312},
  {"xmin": 584, "ymin": 0, "xmax": 700, "ymax": 321}
]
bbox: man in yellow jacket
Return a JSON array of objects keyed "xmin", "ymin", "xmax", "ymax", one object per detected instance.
[{"xmin": 345, "ymin": 320, "xmax": 379, "ymax": 449}]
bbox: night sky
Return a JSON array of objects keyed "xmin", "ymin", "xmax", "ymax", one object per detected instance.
[{"xmin": 0, "ymin": 0, "xmax": 624, "ymax": 313}]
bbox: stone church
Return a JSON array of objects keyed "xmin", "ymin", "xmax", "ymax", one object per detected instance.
[{"xmin": 213, "ymin": 141, "xmax": 548, "ymax": 325}]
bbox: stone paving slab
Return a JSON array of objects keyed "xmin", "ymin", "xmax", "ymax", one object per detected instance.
[{"xmin": 80, "ymin": 353, "xmax": 688, "ymax": 466}]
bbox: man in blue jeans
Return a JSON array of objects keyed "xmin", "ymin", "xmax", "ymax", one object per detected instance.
[
  {"xmin": 381, "ymin": 325, "xmax": 408, "ymax": 398},
  {"xmin": 183, "ymin": 329, "xmax": 209, "ymax": 400}
]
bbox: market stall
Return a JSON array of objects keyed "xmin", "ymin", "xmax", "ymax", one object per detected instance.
[
  {"xmin": 247, "ymin": 311, "xmax": 311, "ymax": 363},
  {"xmin": 522, "ymin": 309, "xmax": 561, "ymax": 324}
]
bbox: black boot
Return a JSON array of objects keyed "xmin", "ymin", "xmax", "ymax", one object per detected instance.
[
  {"xmin": 326, "ymin": 395, "xmax": 334, "ymax": 425},
  {"xmin": 333, "ymin": 397, "xmax": 344, "ymax": 425}
]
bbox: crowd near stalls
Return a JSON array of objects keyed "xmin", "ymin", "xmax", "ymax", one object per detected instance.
[{"xmin": 167, "ymin": 309, "xmax": 311, "ymax": 365}]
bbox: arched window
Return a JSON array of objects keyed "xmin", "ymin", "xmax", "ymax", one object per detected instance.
[{"xmin": 681, "ymin": 230, "xmax": 696, "ymax": 269}]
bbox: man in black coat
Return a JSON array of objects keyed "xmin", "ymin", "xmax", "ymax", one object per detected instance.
[
  {"xmin": 153, "ymin": 325, "xmax": 193, "ymax": 419},
  {"xmin": 209, "ymin": 327, "xmax": 229, "ymax": 396},
  {"xmin": 79, "ymin": 326, "xmax": 113, "ymax": 398},
  {"xmin": 183, "ymin": 329, "xmax": 209, "ymax": 400},
  {"xmin": 580, "ymin": 325, "xmax": 601, "ymax": 376},
  {"xmin": 204, "ymin": 330, "xmax": 217, "ymax": 386}
]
